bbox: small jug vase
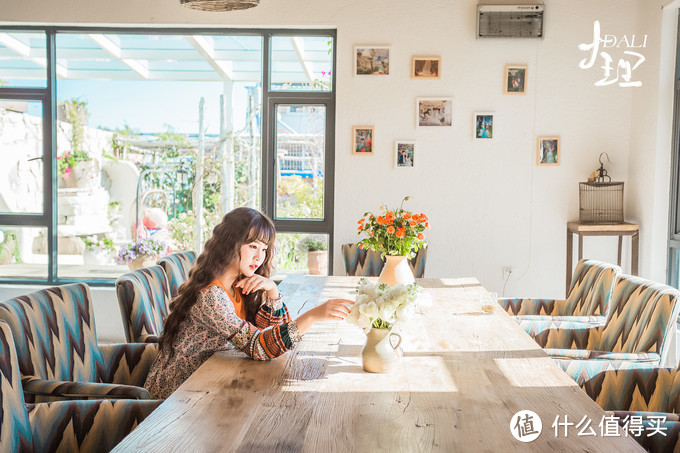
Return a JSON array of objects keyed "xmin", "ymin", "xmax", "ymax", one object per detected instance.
[
  {"xmin": 362, "ymin": 328, "xmax": 402, "ymax": 373},
  {"xmin": 378, "ymin": 255, "xmax": 415, "ymax": 287}
]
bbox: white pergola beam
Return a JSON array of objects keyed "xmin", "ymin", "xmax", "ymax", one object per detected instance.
[
  {"xmin": 290, "ymin": 37, "xmax": 314, "ymax": 83},
  {"xmin": 87, "ymin": 34, "xmax": 149, "ymax": 79},
  {"xmin": 185, "ymin": 35, "xmax": 234, "ymax": 81},
  {"xmin": 0, "ymin": 33, "xmax": 68, "ymax": 78}
]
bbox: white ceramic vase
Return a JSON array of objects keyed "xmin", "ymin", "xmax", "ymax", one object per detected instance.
[
  {"xmin": 362, "ymin": 327, "xmax": 402, "ymax": 373},
  {"xmin": 378, "ymin": 255, "xmax": 415, "ymax": 286}
]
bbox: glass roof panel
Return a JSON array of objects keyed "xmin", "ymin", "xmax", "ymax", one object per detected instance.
[{"xmin": 0, "ymin": 31, "xmax": 47, "ymax": 87}]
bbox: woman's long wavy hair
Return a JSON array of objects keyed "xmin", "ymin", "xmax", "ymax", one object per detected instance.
[{"xmin": 158, "ymin": 207, "xmax": 276, "ymax": 358}]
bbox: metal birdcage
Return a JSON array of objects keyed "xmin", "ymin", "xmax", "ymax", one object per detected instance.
[{"xmin": 579, "ymin": 153, "xmax": 624, "ymax": 224}]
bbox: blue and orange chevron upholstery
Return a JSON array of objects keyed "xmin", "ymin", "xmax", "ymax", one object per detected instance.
[
  {"xmin": 574, "ymin": 364, "xmax": 680, "ymax": 452},
  {"xmin": 499, "ymin": 260, "xmax": 621, "ymax": 333},
  {"xmin": 532, "ymin": 274, "xmax": 680, "ymax": 368},
  {"xmin": 0, "ymin": 320, "xmax": 161, "ymax": 453},
  {"xmin": 0, "ymin": 283, "xmax": 158, "ymax": 402},
  {"xmin": 157, "ymin": 251, "xmax": 197, "ymax": 298},
  {"xmin": 116, "ymin": 265, "xmax": 171, "ymax": 343},
  {"xmin": 341, "ymin": 243, "xmax": 427, "ymax": 278}
]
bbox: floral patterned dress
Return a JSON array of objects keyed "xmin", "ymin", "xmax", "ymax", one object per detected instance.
[{"xmin": 144, "ymin": 280, "xmax": 301, "ymax": 399}]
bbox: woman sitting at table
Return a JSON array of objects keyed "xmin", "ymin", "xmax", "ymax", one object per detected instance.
[{"xmin": 145, "ymin": 207, "xmax": 352, "ymax": 399}]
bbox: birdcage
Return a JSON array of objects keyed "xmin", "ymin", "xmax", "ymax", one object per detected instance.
[{"xmin": 579, "ymin": 182, "xmax": 624, "ymax": 224}]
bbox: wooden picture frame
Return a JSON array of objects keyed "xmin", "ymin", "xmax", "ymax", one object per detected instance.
[
  {"xmin": 473, "ymin": 112, "xmax": 494, "ymax": 140},
  {"xmin": 536, "ymin": 136, "xmax": 560, "ymax": 165},
  {"xmin": 354, "ymin": 47, "xmax": 390, "ymax": 76},
  {"xmin": 416, "ymin": 97, "xmax": 453, "ymax": 127},
  {"xmin": 504, "ymin": 64, "xmax": 527, "ymax": 95},
  {"xmin": 352, "ymin": 126, "xmax": 375, "ymax": 155},
  {"xmin": 412, "ymin": 56, "xmax": 441, "ymax": 79},
  {"xmin": 395, "ymin": 141, "xmax": 415, "ymax": 168}
]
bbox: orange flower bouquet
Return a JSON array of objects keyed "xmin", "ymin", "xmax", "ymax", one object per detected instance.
[{"xmin": 356, "ymin": 196, "xmax": 429, "ymax": 259}]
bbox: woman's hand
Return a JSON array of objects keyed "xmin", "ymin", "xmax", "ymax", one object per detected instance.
[
  {"xmin": 295, "ymin": 298, "xmax": 354, "ymax": 334},
  {"xmin": 235, "ymin": 274, "xmax": 278, "ymax": 298}
]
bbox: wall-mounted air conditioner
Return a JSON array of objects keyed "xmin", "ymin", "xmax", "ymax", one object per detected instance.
[{"xmin": 477, "ymin": 4, "xmax": 544, "ymax": 38}]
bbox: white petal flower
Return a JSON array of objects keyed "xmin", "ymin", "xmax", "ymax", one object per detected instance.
[
  {"xmin": 357, "ymin": 313, "xmax": 372, "ymax": 331},
  {"xmin": 360, "ymin": 301, "xmax": 379, "ymax": 319},
  {"xmin": 379, "ymin": 302, "xmax": 397, "ymax": 323}
]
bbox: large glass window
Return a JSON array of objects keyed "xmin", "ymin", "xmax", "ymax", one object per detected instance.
[{"xmin": 0, "ymin": 27, "xmax": 335, "ymax": 284}]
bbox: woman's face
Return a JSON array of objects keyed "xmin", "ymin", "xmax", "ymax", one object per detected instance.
[{"xmin": 239, "ymin": 240, "xmax": 268, "ymax": 277}]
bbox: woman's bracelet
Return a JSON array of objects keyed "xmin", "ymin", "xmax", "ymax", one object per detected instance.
[{"xmin": 266, "ymin": 294, "xmax": 283, "ymax": 305}]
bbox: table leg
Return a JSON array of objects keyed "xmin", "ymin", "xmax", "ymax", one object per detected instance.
[
  {"xmin": 578, "ymin": 233, "xmax": 583, "ymax": 261},
  {"xmin": 566, "ymin": 229, "xmax": 573, "ymax": 290},
  {"xmin": 617, "ymin": 236, "xmax": 622, "ymax": 267},
  {"xmin": 632, "ymin": 232, "xmax": 639, "ymax": 276}
]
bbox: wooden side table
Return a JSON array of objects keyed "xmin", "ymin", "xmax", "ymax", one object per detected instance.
[{"xmin": 566, "ymin": 221, "xmax": 639, "ymax": 289}]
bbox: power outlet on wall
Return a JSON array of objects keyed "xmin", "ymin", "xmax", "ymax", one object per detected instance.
[{"xmin": 502, "ymin": 266, "xmax": 513, "ymax": 281}]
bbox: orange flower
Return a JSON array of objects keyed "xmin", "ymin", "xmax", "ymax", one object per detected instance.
[
  {"xmin": 359, "ymin": 243, "xmax": 364, "ymax": 249},
  {"xmin": 411, "ymin": 214, "xmax": 420, "ymax": 222},
  {"xmin": 396, "ymin": 228, "xmax": 405, "ymax": 239},
  {"xmin": 409, "ymin": 220, "xmax": 417, "ymax": 227},
  {"xmin": 370, "ymin": 230, "xmax": 375, "ymax": 236},
  {"xmin": 404, "ymin": 213, "xmax": 411, "ymax": 220},
  {"xmin": 386, "ymin": 211, "xmax": 395, "ymax": 221},
  {"xmin": 420, "ymin": 214, "xmax": 428, "ymax": 222},
  {"xmin": 425, "ymin": 222, "xmax": 430, "ymax": 229},
  {"xmin": 417, "ymin": 233, "xmax": 424, "ymax": 240},
  {"xmin": 358, "ymin": 218, "xmax": 365, "ymax": 224},
  {"xmin": 377, "ymin": 216, "xmax": 384, "ymax": 225},
  {"xmin": 387, "ymin": 226, "xmax": 395, "ymax": 234},
  {"xmin": 357, "ymin": 225, "xmax": 363, "ymax": 231}
]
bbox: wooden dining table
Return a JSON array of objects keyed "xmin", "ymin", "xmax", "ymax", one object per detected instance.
[{"xmin": 113, "ymin": 275, "xmax": 643, "ymax": 452}]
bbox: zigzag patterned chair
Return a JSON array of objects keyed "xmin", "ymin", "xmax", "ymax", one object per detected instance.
[
  {"xmin": 116, "ymin": 265, "xmax": 171, "ymax": 343},
  {"xmin": 578, "ymin": 364, "xmax": 680, "ymax": 452},
  {"xmin": 0, "ymin": 320, "xmax": 161, "ymax": 453},
  {"xmin": 499, "ymin": 260, "xmax": 621, "ymax": 334},
  {"xmin": 530, "ymin": 274, "xmax": 680, "ymax": 383},
  {"xmin": 341, "ymin": 243, "xmax": 427, "ymax": 278},
  {"xmin": 0, "ymin": 283, "xmax": 158, "ymax": 403},
  {"xmin": 157, "ymin": 250, "xmax": 197, "ymax": 298}
]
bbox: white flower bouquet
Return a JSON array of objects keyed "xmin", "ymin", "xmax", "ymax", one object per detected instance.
[{"xmin": 347, "ymin": 278, "xmax": 422, "ymax": 333}]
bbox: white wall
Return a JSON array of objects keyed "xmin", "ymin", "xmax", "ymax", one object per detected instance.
[{"xmin": 0, "ymin": 0, "xmax": 674, "ymax": 303}]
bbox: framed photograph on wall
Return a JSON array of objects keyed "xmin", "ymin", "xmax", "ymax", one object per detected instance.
[
  {"xmin": 412, "ymin": 56, "xmax": 441, "ymax": 79},
  {"xmin": 504, "ymin": 64, "xmax": 527, "ymax": 94},
  {"xmin": 352, "ymin": 126, "xmax": 375, "ymax": 155},
  {"xmin": 417, "ymin": 97, "xmax": 453, "ymax": 127},
  {"xmin": 395, "ymin": 141, "xmax": 415, "ymax": 168},
  {"xmin": 354, "ymin": 47, "xmax": 390, "ymax": 76},
  {"xmin": 473, "ymin": 113, "xmax": 494, "ymax": 139},
  {"xmin": 536, "ymin": 136, "xmax": 560, "ymax": 165}
]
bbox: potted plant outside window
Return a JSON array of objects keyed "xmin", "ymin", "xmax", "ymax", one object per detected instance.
[{"xmin": 300, "ymin": 235, "xmax": 328, "ymax": 275}]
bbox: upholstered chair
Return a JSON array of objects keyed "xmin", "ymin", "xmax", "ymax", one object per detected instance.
[
  {"xmin": 156, "ymin": 250, "xmax": 197, "ymax": 298},
  {"xmin": 499, "ymin": 260, "xmax": 621, "ymax": 333},
  {"xmin": 0, "ymin": 320, "xmax": 160, "ymax": 452},
  {"xmin": 0, "ymin": 283, "xmax": 158, "ymax": 402},
  {"xmin": 116, "ymin": 265, "xmax": 171, "ymax": 343},
  {"xmin": 341, "ymin": 243, "xmax": 427, "ymax": 278},
  {"xmin": 577, "ymin": 364, "xmax": 680, "ymax": 453},
  {"xmin": 531, "ymin": 274, "xmax": 680, "ymax": 378}
]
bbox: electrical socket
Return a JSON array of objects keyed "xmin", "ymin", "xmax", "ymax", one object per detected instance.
[{"xmin": 502, "ymin": 266, "xmax": 513, "ymax": 280}]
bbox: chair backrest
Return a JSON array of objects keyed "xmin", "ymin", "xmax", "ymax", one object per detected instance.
[
  {"xmin": 115, "ymin": 265, "xmax": 171, "ymax": 343},
  {"xmin": 0, "ymin": 283, "xmax": 105, "ymax": 383},
  {"xmin": 590, "ymin": 274, "xmax": 680, "ymax": 361},
  {"xmin": 0, "ymin": 320, "xmax": 33, "ymax": 452},
  {"xmin": 157, "ymin": 251, "xmax": 197, "ymax": 298},
  {"xmin": 341, "ymin": 243, "xmax": 427, "ymax": 278},
  {"xmin": 559, "ymin": 259, "xmax": 621, "ymax": 317}
]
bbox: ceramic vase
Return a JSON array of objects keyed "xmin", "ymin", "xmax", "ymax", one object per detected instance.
[
  {"xmin": 378, "ymin": 255, "xmax": 415, "ymax": 286},
  {"xmin": 307, "ymin": 250, "xmax": 328, "ymax": 275},
  {"xmin": 362, "ymin": 327, "xmax": 402, "ymax": 373}
]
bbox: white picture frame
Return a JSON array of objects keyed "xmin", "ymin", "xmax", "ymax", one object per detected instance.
[
  {"xmin": 354, "ymin": 46, "xmax": 391, "ymax": 76},
  {"xmin": 394, "ymin": 140, "xmax": 416, "ymax": 168},
  {"xmin": 416, "ymin": 97, "xmax": 453, "ymax": 127}
]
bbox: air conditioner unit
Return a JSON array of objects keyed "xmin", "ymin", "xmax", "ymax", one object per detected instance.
[{"xmin": 477, "ymin": 4, "xmax": 544, "ymax": 38}]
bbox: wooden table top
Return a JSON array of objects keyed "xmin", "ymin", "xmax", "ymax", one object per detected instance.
[{"xmin": 113, "ymin": 275, "xmax": 643, "ymax": 452}]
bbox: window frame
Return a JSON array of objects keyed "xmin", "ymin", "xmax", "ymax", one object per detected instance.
[{"xmin": 0, "ymin": 25, "xmax": 336, "ymax": 285}]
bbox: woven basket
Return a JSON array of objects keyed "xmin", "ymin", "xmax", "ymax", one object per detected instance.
[{"xmin": 180, "ymin": 0, "xmax": 259, "ymax": 11}]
